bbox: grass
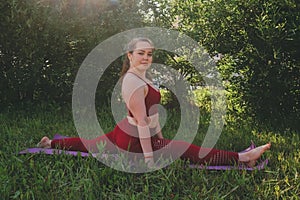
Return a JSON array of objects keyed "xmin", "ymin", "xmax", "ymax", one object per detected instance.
[{"xmin": 0, "ymin": 104, "xmax": 299, "ymax": 199}]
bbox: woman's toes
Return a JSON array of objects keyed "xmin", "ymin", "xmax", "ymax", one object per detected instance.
[{"xmin": 239, "ymin": 142, "xmax": 271, "ymax": 166}]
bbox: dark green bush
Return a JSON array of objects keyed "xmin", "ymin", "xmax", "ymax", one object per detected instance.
[{"xmin": 0, "ymin": 0, "xmax": 146, "ymax": 107}]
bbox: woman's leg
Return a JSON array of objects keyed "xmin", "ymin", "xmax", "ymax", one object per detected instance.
[
  {"xmin": 38, "ymin": 132, "xmax": 117, "ymax": 153},
  {"xmin": 152, "ymin": 138, "xmax": 270, "ymax": 166},
  {"xmin": 51, "ymin": 137, "xmax": 91, "ymax": 152}
]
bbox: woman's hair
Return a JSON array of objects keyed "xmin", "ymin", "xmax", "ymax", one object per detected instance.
[{"xmin": 120, "ymin": 37, "xmax": 154, "ymax": 77}]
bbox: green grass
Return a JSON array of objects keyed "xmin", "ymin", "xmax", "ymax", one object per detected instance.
[{"xmin": 0, "ymin": 104, "xmax": 299, "ymax": 199}]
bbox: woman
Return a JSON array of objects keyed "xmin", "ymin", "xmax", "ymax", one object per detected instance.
[{"xmin": 38, "ymin": 37, "xmax": 271, "ymax": 168}]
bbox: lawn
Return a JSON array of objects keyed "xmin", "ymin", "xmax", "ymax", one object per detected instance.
[{"xmin": 0, "ymin": 104, "xmax": 299, "ymax": 199}]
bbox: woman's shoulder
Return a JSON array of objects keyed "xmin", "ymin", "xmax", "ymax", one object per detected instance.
[
  {"xmin": 121, "ymin": 73, "xmax": 147, "ymax": 103},
  {"xmin": 123, "ymin": 72, "xmax": 146, "ymax": 83},
  {"xmin": 122, "ymin": 72, "xmax": 148, "ymax": 88}
]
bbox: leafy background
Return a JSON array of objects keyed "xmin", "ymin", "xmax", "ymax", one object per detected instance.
[{"xmin": 1, "ymin": 0, "xmax": 299, "ymax": 199}]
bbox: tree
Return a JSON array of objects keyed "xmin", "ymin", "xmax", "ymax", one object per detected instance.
[
  {"xmin": 0, "ymin": 0, "xmax": 148, "ymax": 107},
  {"xmin": 147, "ymin": 0, "xmax": 300, "ymax": 130}
]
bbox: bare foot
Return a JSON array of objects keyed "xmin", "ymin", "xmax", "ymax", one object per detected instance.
[
  {"xmin": 37, "ymin": 136, "xmax": 52, "ymax": 148},
  {"xmin": 238, "ymin": 143, "xmax": 271, "ymax": 167}
]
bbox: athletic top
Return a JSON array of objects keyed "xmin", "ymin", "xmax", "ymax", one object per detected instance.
[{"xmin": 124, "ymin": 72, "xmax": 161, "ymax": 117}]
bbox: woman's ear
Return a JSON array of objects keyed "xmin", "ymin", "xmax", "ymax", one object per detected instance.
[{"xmin": 127, "ymin": 52, "xmax": 132, "ymax": 62}]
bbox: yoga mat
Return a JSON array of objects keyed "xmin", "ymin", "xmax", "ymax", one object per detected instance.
[{"xmin": 19, "ymin": 134, "xmax": 268, "ymax": 171}]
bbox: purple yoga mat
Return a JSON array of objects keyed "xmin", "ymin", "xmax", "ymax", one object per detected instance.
[{"xmin": 19, "ymin": 134, "xmax": 269, "ymax": 170}]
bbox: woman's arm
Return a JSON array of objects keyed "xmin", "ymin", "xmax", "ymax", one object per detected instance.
[
  {"xmin": 126, "ymin": 85, "xmax": 154, "ymax": 167},
  {"xmin": 156, "ymin": 123, "xmax": 163, "ymax": 139}
]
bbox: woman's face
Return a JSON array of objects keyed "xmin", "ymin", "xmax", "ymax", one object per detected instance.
[{"xmin": 128, "ymin": 41, "xmax": 153, "ymax": 71}]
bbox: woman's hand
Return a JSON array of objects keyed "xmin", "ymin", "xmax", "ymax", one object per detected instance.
[
  {"xmin": 144, "ymin": 151, "xmax": 155, "ymax": 168},
  {"xmin": 156, "ymin": 123, "xmax": 163, "ymax": 139},
  {"xmin": 144, "ymin": 156, "xmax": 155, "ymax": 168},
  {"xmin": 157, "ymin": 131, "xmax": 164, "ymax": 139}
]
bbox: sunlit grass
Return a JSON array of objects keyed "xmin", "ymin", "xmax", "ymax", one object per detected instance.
[{"xmin": 0, "ymin": 104, "xmax": 299, "ymax": 199}]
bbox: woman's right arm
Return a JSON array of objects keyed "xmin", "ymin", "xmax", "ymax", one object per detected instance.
[{"xmin": 125, "ymin": 83, "xmax": 154, "ymax": 167}]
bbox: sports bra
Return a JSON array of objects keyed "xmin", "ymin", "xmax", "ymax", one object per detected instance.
[{"xmin": 125, "ymin": 72, "xmax": 161, "ymax": 117}]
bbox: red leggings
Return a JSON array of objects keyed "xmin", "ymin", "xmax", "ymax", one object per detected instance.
[{"xmin": 51, "ymin": 131, "xmax": 239, "ymax": 166}]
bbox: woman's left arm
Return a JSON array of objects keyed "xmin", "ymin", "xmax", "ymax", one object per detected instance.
[{"xmin": 156, "ymin": 123, "xmax": 163, "ymax": 139}]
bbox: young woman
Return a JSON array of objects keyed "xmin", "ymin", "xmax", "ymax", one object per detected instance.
[{"xmin": 38, "ymin": 37, "xmax": 271, "ymax": 168}]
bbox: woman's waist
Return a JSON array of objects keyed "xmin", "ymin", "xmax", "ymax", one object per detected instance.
[
  {"xmin": 116, "ymin": 115, "xmax": 158, "ymax": 138},
  {"xmin": 126, "ymin": 113, "xmax": 159, "ymax": 128}
]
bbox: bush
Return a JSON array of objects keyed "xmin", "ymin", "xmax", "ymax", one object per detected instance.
[
  {"xmin": 149, "ymin": 0, "xmax": 300, "ymax": 131},
  {"xmin": 0, "ymin": 0, "xmax": 147, "ymax": 107}
]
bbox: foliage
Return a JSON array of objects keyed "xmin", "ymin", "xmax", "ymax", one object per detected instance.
[
  {"xmin": 147, "ymin": 0, "xmax": 300, "ymax": 131},
  {"xmin": 0, "ymin": 0, "xmax": 147, "ymax": 107},
  {"xmin": 1, "ymin": 0, "xmax": 299, "ymax": 131},
  {"xmin": 191, "ymin": 88, "xmax": 212, "ymax": 112}
]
